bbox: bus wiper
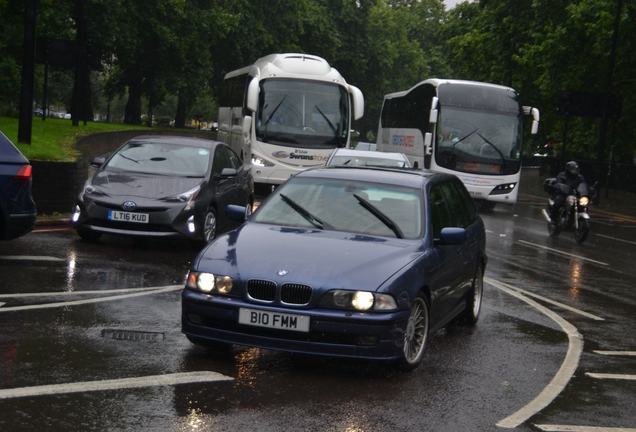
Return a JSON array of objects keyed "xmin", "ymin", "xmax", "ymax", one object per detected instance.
[
  {"xmin": 451, "ymin": 128, "xmax": 479, "ymax": 150},
  {"xmin": 263, "ymin": 96, "xmax": 287, "ymax": 127},
  {"xmin": 353, "ymin": 193, "xmax": 403, "ymax": 239},
  {"xmin": 314, "ymin": 105, "xmax": 337, "ymax": 135},
  {"xmin": 476, "ymin": 132, "xmax": 506, "ymax": 174},
  {"xmin": 279, "ymin": 193, "xmax": 329, "ymax": 230}
]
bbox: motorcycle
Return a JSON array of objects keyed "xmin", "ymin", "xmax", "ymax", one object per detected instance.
[{"xmin": 542, "ymin": 179, "xmax": 593, "ymax": 244}]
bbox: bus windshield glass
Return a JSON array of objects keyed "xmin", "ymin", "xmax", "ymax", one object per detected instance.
[
  {"xmin": 435, "ymin": 107, "xmax": 522, "ymax": 176},
  {"xmin": 256, "ymin": 79, "xmax": 349, "ymax": 149}
]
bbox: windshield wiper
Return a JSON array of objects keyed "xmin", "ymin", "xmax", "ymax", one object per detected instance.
[
  {"xmin": 117, "ymin": 152, "xmax": 140, "ymax": 164},
  {"xmin": 475, "ymin": 132, "xmax": 506, "ymax": 174},
  {"xmin": 353, "ymin": 193, "xmax": 403, "ymax": 239},
  {"xmin": 314, "ymin": 105, "xmax": 337, "ymax": 135},
  {"xmin": 279, "ymin": 193, "xmax": 329, "ymax": 230},
  {"xmin": 263, "ymin": 96, "xmax": 287, "ymax": 127},
  {"xmin": 451, "ymin": 128, "xmax": 479, "ymax": 150}
]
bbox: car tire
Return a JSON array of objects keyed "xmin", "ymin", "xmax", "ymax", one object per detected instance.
[
  {"xmin": 77, "ymin": 227, "xmax": 102, "ymax": 242},
  {"xmin": 186, "ymin": 335, "xmax": 231, "ymax": 352},
  {"xmin": 458, "ymin": 266, "xmax": 484, "ymax": 326},
  {"xmin": 396, "ymin": 295, "xmax": 430, "ymax": 371},
  {"xmin": 202, "ymin": 208, "xmax": 217, "ymax": 244}
]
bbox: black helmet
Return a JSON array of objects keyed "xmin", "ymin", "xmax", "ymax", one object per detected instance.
[{"xmin": 565, "ymin": 161, "xmax": 580, "ymax": 177}]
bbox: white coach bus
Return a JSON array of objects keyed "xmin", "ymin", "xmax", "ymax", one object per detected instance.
[
  {"xmin": 218, "ymin": 53, "xmax": 364, "ymax": 193},
  {"xmin": 377, "ymin": 79, "xmax": 539, "ymax": 208}
]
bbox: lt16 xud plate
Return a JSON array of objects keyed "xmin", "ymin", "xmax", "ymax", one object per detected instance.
[{"xmin": 107, "ymin": 210, "xmax": 149, "ymax": 223}]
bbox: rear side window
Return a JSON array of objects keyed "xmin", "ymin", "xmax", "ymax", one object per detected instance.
[
  {"xmin": 0, "ymin": 132, "xmax": 28, "ymax": 163},
  {"xmin": 452, "ymin": 180, "xmax": 477, "ymax": 224},
  {"xmin": 439, "ymin": 181, "xmax": 471, "ymax": 228}
]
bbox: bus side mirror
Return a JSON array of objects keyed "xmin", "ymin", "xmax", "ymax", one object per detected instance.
[
  {"xmin": 531, "ymin": 107, "xmax": 540, "ymax": 135},
  {"xmin": 246, "ymin": 79, "xmax": 259, "ymax": 112},
  {"xmin": 429, "ymin": 97, "xmax": 439, "ymax": 124},
  {"xmin": 424, "ymin": 132, "xmax": 433, "ymax": 155},
  {"xmin": 349, "ymin": 85, "xmax": 364, "ymax": 120},
  {"xmin": 242, "ymin": 115, "xmax": 252, "ymax": 137}
]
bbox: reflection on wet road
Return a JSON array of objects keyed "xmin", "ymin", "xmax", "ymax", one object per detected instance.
[{"xmin": 0, "ymin": 198, "xmax": 635, "ymax": 431}]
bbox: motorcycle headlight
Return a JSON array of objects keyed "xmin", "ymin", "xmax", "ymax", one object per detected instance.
[
  {"xmin": 579, "ymin": 196, "xmax": 589, "ymax": 206},
  {"xmin": 320, "ymin": 290, "xmax": 397, "ymax": 311},
  {"xmin": 186, "ymin": 271, "xmax": 234, "ymax": 296}
]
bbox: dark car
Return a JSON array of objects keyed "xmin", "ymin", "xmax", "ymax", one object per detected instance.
[
  {"xmin": 72, "ymin": 135, "xmax": 253, "ymax": 244},
  {"xmin": 182, "ymin": 166, "xmax": 486, "ymax": 370},
  {"xmin": 0, "ymin": 131, "xmax": 36, "ymax": 240}
]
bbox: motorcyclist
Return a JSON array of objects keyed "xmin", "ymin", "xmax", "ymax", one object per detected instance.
[{"xmin": 548, "ymin": 161, "xmax": 588, "ymax": 223}]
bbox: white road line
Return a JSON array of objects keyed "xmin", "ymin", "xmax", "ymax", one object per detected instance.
[
  {"xmin": 0, "ymin": 286, "xmax": 163, "ymax": 299},
  {"xmin": 535, "ymin": 424, "xmax": 636, "ymax": 432},
  {"xmin": 0, "ymin": 255, "xmax": 64, "ymax": 262},
  {"xmin": 586, "ymin": 373, "xmax": 636, "ymax": 381},
  {"xmin": 486, "ymin": 277, "xmax": 583, "ymax": 429},
  {"xmin": 0, "ymin": 302, "xmax": 5, "ymax": 307},
  {"xmin": 596, "ymin": 233, "xmax": 636, "ymax": 246},
  {"xmin": 484, "ymin": 277, "xmax": 604, "ymax": 321},
  {"xmin": 0, "ymin": 371, "xmax": 233, "ymax": 400},
  {"xmin": 0, "ymin": 285, "xmax": 181, "ymax": 313},
  {"xmin": 593, "ymin": 351, "xmax": 636, "ymax": 357},
  {"xmin": 517, "ymin": 240, "xmax": 610, "ymax": 266}
]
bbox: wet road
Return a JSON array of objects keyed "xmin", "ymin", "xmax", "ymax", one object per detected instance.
[{"xmin": 0, "ymin": 197, "xmax": 635, "ymax": 431}]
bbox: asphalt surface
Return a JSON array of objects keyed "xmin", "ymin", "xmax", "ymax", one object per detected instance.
[{"xmin": 0, "ymin": 196, "xmax": 635, "ymax": 431}]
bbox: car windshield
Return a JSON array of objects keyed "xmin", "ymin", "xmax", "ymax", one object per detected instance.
[
  {"xmin": 435, "ymin": 106, "xmax": 522, "ymax": 176},
  {"xmin": 329, "ymin": 155, "xmax": 407, "ymax": 168},
  {"xmin": 256, "ymin": 79, "xmax": 349, "ymax": 149},
  {"xmin": 105, "ymin": 142, "xmax": 210, "ymax": 177},
  {"xmin": 253, "ymin": 177, "xmax": 423, "ymax": 239}
]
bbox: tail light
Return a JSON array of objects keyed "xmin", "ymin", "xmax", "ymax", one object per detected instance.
[{"xmin": 15, "ymin": 164, "xmax": 32, "ymax": 181}]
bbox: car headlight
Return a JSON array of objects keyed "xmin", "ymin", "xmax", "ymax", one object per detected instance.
[
  {"xmin": 186, "ymin": 271, "xmax": 234, "ymax": 296},
  {"xmin": 579, "ymin": 196, "xmax": 589, "ymax": 206},
  {"xmin": 252, "ymin": 156, "xmax": 275, "ymax": 167},
  {"xmin": 320, "ymin": 290, "xmax": 397, "ymax": 311},
  {"xmin": 164, "ymin": 185, "xmax": 201, "ymax": 210}
]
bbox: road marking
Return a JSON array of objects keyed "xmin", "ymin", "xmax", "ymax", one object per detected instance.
[
  {"xmin": 0, "ymin": 286, "xmax": 163, "ymax": 299},
  {"xmin": 593, "ymin": 351, "xmax": 636, "ymax": 357},
  {"xmin": 0, "ymin": 302, "xmax": 5, "ymax": 307},
  {"xmin": 0, "ymin": 285, "xmax": 181, "ymax": 313},
  {"xmin": 586, "ymin": 373, "xmax": 636, "ymax": 381},
  {"xmin": 484, "ymin": 277, "xmax": 604, "ymax": 321},
  {"xmin": 0, "ymin": 371, "xmax": 233, "ymax": 400},
  {"xmin": 0, "ymin": 255, "xmax": 64, "ymax": 262},
  {"xmin": 486, "ymin": 277, "xmax": 583, "ymax": 429},
  {"xmin": 535, "ymin": 425, "xmax": 636, "ymax": 432},
  {"xmin": 517, "ymin": 240, "xmax": 610, "ymax": 266},
  {"xmin": 596, "ymin": 234, "xmax": 636, "ymax": 246}
]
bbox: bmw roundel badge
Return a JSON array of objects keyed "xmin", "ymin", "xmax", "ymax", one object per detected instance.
[{"xmin": 277, "ymin": 269, "xmax": 289, "ymax": 276}]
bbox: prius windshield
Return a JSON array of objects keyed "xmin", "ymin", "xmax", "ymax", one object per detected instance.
[
  {"xmin": 256, "ymin": 79, "xmax": 350, "ymax": 149},
  {"xmin": 106, "ymin": 142, "xmax": 210, "ymax": 177},
  {"xmin": 253, "ymin": 177, "xmax": 423, "ymax": 239}
]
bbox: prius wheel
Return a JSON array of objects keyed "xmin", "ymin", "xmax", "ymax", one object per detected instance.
[
  {"xmin": 77, "ymin": 228, "xmax": 101, "ymax": 242},
  {"xmin": 459, "ymin": 267, "xmax": 484, "ymax": 326},
  {"xmin": 397, "ymin": 296, "xmax": 430, "ymax": 370},
  {"xmin": 202, "ymin": 209, "xmax": 217, "ymax": 243}
]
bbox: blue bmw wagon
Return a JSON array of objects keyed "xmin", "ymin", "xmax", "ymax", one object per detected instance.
[{"xmin": 182, "ymin": 167, "xmax": 486, "ymax": 369}]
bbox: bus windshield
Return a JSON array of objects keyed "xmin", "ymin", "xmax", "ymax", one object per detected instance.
[
  {"xmin": 435, "ymin": 106, "xmax": 522, "ymax": 176},
  {"xmin": 256, "ymin": 79, "xmax": 349, "ymax": 149}
]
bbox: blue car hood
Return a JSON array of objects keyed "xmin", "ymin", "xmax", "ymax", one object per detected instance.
[{"xmin": 196, "ymin": 223, "xmax": 423, "ymax": 292}]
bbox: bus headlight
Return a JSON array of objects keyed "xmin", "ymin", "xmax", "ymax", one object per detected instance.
[
  {"xmin": 252, "ymin": 156, "xmax": 275, "ymax": 167},
  {"xmin": 579, "ymin": 196, "xmax": 589, "ymax": 207},
  {"xmin": 490, "ymin": 183, "xmax": 517, "ymax": 195}
]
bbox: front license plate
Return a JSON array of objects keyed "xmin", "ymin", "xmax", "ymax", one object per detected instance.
[
  {"xmin": 107, "ymin": 210, "xmax": 149, "ymax": 223},
  {"xmin": 238, "ymin": 308, "xmax": 310, "ymax": 333}
]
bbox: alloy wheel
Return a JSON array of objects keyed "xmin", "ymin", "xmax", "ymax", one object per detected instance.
[
  {"xmin": 203, "ymin": 211, "xmax": 217, "ymax": 243},
  {"xmin": 403, "ymin": 297, "xmax": 429, "ymax": 365}
]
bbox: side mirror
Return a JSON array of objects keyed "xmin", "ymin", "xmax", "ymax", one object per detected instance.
[
  {"xmin": 90, "ymin": 154, "xmax": 108, "ymax": 168},
  {"xmin": 246, "ymin": 78, "xmax": 259, "ymax": 112},
  {"xmin": 226, "ymin": 204, "xmax": 248, "ymax": 222},
  {"xmin": 413, "ymin": 160, "xmax": 419, "ymax": 169},
  {"xmin": 242, "ymin": 115, "xmax": 252, "ymax": 137},
  {"xmin": 220, "ymin": 168, "xmax": 237, "ymax": 177},
  {"xmin": 436, "ymin": 227, "xmax": 466, "ymax": 245},
  {"xmin": 424, "ymin": 132, "xmax": 433, "ymax": 155},
  {"xmin": 349, "ymin": 85, "xmax": 364, "ymax": 120}
]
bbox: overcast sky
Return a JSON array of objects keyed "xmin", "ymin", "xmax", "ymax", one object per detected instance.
[{"xmin": 444, "ymin": 0, "xmax": 471, "ymax": 9}]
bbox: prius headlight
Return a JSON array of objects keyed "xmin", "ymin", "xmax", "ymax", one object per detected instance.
[
  {"xmin": 579, "ymin": 196, "xmax": 589, "ymax": 206},
  {"xmin": 164, "ymin": 185, "xmax": 201, "ymax": 210},
  {"xmin": 186, "ymin": 271, "xmax": 234, "ymax": 296},
  {"xmin": 320, "ymin": 290, "xmax": 397, "ymax": 311}
]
